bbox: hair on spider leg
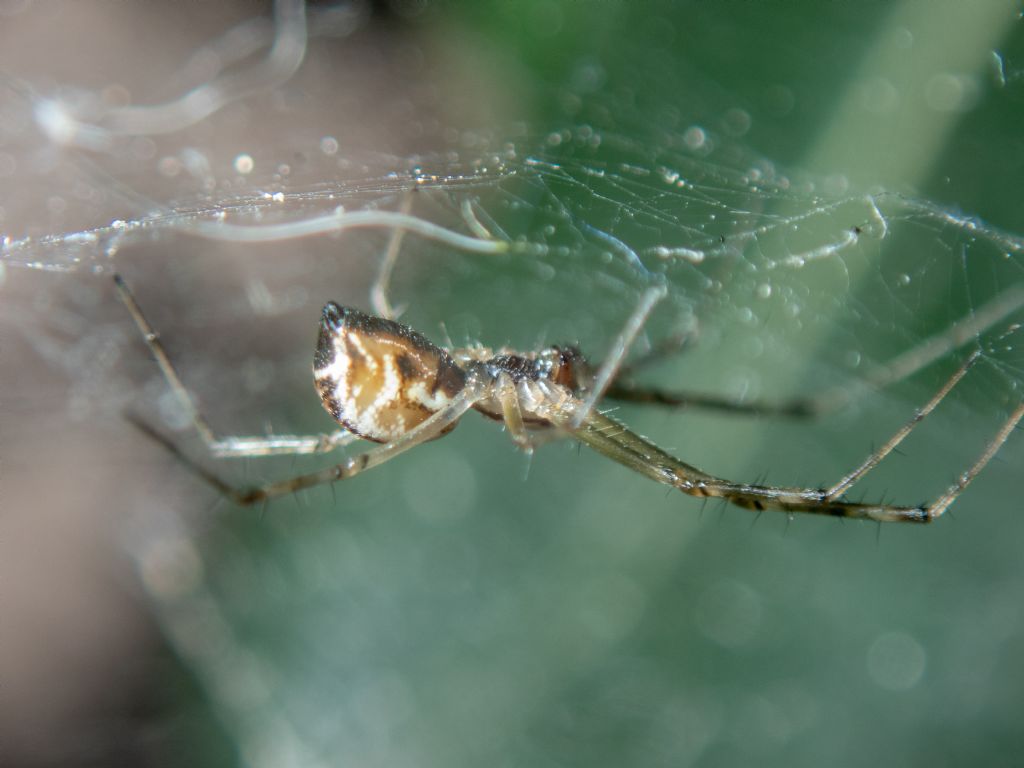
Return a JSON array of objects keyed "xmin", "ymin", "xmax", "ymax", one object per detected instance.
[
  {"xmin": 715, "ymin": 497, "xmax": 730, "ymax": 521},
  {"xmin": 877, "ymin": 489, "xmax": 892, "ymax": 514},
  {"xmin": 436, "ymin": 320, "xmax": 455, "ymax": 352}
]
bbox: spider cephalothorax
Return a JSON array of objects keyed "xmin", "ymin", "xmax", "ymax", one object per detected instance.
[{"xmin": 480, "ymin": 346, "xmax": 588, "ymax": 390}]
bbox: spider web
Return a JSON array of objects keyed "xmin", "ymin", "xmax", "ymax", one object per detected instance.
[{"xmin": 3, "ymin": 1, "xmax": 1024, "ymax": 766}]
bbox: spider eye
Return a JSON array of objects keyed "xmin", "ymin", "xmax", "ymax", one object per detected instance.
[
  {"xmin": 313, "ymin": 306, "xmax": 466, "ymax": 442},
  {"xmin": 540, "ymin": 345, "xmax": 584, "ymax": 390},
  {"xmin": 320, "ymin": 301, "xmax": 345, "ymax": 329}
]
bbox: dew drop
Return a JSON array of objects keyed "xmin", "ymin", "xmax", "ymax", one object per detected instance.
[
  {"xmin": 233, "ymin": 153, "xmax": 254, "ymax": 174},
  {"xmin": 683, "ymin": 126, "xmax": 706, "ymax": 150},
  {"xmin": 867, "ymin": 631, "xmax": 926, "ymax": 691},
  {"xmin": 320, "ymin": 136, "xmax": 339, "ymax": 155}
]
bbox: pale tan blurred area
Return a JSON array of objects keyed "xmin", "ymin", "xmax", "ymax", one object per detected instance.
[
  {"xmin": 0, "ymin": 3, "xmax": 240, "ymax": 760},
  {"xmin": 0, "ymin": 295, "xmax": 156, "ymax": 763},
  {"xmin": 0, "ymin": 1, "xmax": 518, "ymax": 764},
  {"xmin": 0, "ymin": 6, "xmax": 167, "ymax": 760}
]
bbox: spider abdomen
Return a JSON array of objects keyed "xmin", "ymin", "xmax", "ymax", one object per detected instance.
[{"xmin": 313, "ymin": 303, "xmax": 466, "ymax": 443}]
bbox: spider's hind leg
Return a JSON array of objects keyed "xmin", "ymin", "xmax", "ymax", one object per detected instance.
[
  {"xmin": 131, "ymin": 375, "xmax": 488, "ymax": 506},
  {"xmin": 114, "ymin": 274, "xmax": 356, "ymax": 458}
]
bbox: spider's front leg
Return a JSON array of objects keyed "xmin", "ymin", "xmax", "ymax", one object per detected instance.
[
  {"xmin": 535, "ymin": 367, "xmax": 1022, "ymax": 523},
  {"xmin": 496, "ymin": 372, "xmax": 532, "ymax": 452}
]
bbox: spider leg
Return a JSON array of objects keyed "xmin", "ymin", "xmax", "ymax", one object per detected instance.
[
  {"xmin": 928, "ymin": 401, "xmax": 1024, "ymax": 517},
  {"xmin": 497, "ymin": 372, "xmax": 532, "ymax": 452},
  {"xmin": 824, "ymin": 350, "xmax": 979, "ymax": 499},
  {"xmin": 805, "ymin": 284, "xmax": 1024, "ymax": 415},
  {"xmin": 603, "ymin": 381, "xmax": 817, "ymax": 418},
  {"xmin": 204, "ymin": 430, "xmax": 360, "ymax": 458},
  {"xmin": 115, "ymin": 274, "xmax": 356, "ymax": 458},
  {"xmin": 613, "ymin": 329, "xmax": 697, "ymax": 379},
  {"xmin": 370, "ymin": 190, "xmax": 413, "ymax": 321},
  {"xmin": 604, "ymin": 285, "xmax": 1024, "ymax": 420},
  {"xmin": 571, "ymin": 284, "xmax": 667, "ymax": 428},
  {"xmin": 131, "ymin": 375, "xmax": 488, "ymax": 506},
  {"xmin": 535, "ymin": 375, "xmax": 1021, "ymax": 523}
]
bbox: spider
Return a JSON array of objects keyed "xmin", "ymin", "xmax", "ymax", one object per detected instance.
[{"xmin": 114, "ymin": 274, "xmax": 1023, "ymax": 522}]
